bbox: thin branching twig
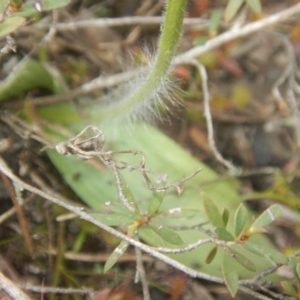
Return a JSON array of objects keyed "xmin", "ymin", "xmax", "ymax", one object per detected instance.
[{"xmin": 189, "ymin": 60, "xmax": 236, "ymax": 171}]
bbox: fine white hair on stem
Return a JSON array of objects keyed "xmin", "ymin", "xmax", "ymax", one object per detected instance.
[
  {"xmin": 30, "ymin": 2, "xmax": 300, "ymax": 109},
  {"xmin": 189, "ymin": 59, "xmax": 236, "ymax": 171}
]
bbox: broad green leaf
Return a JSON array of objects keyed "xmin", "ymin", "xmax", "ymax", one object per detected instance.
[
  {"xmin": 234, "ymin": 204, "xmax": 249, "ymax": 238},
  {"xmin": 148, "ymin": 191, "xmax": 165, "ymax": 216},
  {"xmin": 11, "ymin": 0, "xmax": 69, "ymax": 17},
  {"xmin": 205, "ymin": 246, "xmax": 218, "ymax": 264},
  {"xmin": 104, "ymin": 240, "xmax": 129, "ymax": 273},
  {"xmin": 224, "ymin": 0, "xmax": 244, "ymax": 22},
  {"xmin": 215, "ymin": 227, "xmax": 234, "ymax": 241},
  {"xmin": 90, "ymin": 197, "xmax": 139, "ymax": 226},
  {"xmin": 202, "ymin": 192, "xmax": 224, "ymax": 228},
  {"xmin": 251, "ymin": 204, "xmax": 281, "ymax": 228},
  {"xmin": 280, "ymin": 281, "xmax": 298, "ymax": 298},
  {"xmin": 148, "ymin": 223, "xmax": 184, "ymax": 245},
  {"xmin": 222, "ymin": 208, "xmax": 229, "ymax": 227},
  {"xmin": 91, "ymin": 212, "xmax": 136, "ymax": 227},
  {"xmin": 229, "ymin": 248, "xmax": 256, "ymax": 272},
  {"xmin": 222, "ymin": 251, "xmax": 239, "ymax": 297},
  {"xmin": 0, "ymin": 59, "xmax": 63, "ymax": 101},
  {"xmin": 245, "ymin": 0, "xmax": 261, "ymax": 13},
  {"xmin": 0, "ymin": 16, "xmax": 25, "ymax": 37},
  {"xmin": 155, "ymin": 207, "xmax": 200, "ymax": 222},
  {"xmin": 242, "ymin": 243, "xmax": 287, "ymax": 265}
]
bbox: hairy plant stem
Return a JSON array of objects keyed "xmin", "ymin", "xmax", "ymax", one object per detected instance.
[{"xmin": 96, "ymin": 0, "xmax": 187, "ymax": 121}]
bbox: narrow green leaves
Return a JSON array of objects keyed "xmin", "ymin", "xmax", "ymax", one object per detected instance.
[
  {"xmin": 229, "ymin": 248, "xmax": 256, "ymax": 272},
  {"xmin": 245, "ymin": 0, "xmax": 261, "ymax": 13},
  {"xmin": 234, "ymin": 204, "xmax": 248, "ymax": 238},
  {"xmin": 215, "ymin": 227, "xmax": 234, "ymax": 241},
  {"xmin": 222, "ymin": 208, "xmax": 230, "ymax": 228},
  {"xmin": 0, "ymin": 16, "xmax": 25, "ymax": 37},
  {"xmin": 148, "ymin": 224, "xmax": 184, "ymax": 245},
  {"xmin": 117, "ymin": 173, "xmax": 140, "ymax": 214},
  {"xmin": 242, "ymin": 243, "xmax": 287, "ymax": 265},
  {"xmin": 104, "ymin": 240, "xmax": 129, "ymax": 273},
  {"xmin": 205, "ymin": 246, "xmax": 218, "ymax": 264},
  {"xmin": 289, "ymin": 256, "xmax": 300, "ymax": 283},
  {"xmin": 11, "ymin": 0, "xmax": 69, "ymax": 17},
  {"xmin": 222, "ymin": 251, "xmax": 239, "ymax": 297},
  {"xmin": 148, "ymin": 191, "xmax": 165, "ymax": 216},
  {"xmin": 280, "ymin": 281, "xmax": 298, "ymax": 298},
  {"xmin": 224, "ymin": 0, "xmax": 244, "ymax": 22},
  {"xmin": 225, "ymin": 0, "xmax": 262, "ymax": 22},
  {"xmin": 251, "ymin": 204, "xmax": 281, "ymax": 228},
  {"xmin": 209, "ymin": 9, "xmax": 221, "ymax": 36},
  {"xmin": 202, "ymin": 192, "xmax": 224, "ymax": 228}
]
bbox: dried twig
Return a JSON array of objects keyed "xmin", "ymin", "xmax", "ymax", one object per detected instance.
[
  {"xmin": 0, "ymin": 271, "xmax": 32, "ymax": 300},
  {"xmin": 135, "ymin": 239, "xmax": 151, "ymax": 300},
  {"xmin": 175, "ymin": 2, "xmax": 300, "ymax": 65},
  {"xmin": 20, "ymin": 284, "xmax": 93, "ymax": 296},
  {"xmin": 1, "ymin": 10, "xmax": 58, "ymax": 87},
  {"xmin": 0, "ymin": 173, "xmax": 35, "ymax": 257},
  {"xmin": 0, "ymin": 154, "xmax": 224, "ymax": 284},
  {"xmin": 190, "ymin": 60, "xmax": 236, "ymax": 171},
  {"xmin": 36, "ymin": 16, "xmax": 209, "ymax": 30},
  {"xmin": 55, "ymin": 125, "xmax": 202, "ymax": 197}
]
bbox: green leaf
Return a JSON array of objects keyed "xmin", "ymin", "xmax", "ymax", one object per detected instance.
[
  {"xmin": 205, "ymin": 246, "xmax": 218, "ymax": 264},
  {"xmin": 289, "ymin": 256, "xmax": 300, "ymax": 283},
  {"xmin": 193, "ymin": 36, "xmax": 208, "ymax": 46},
  {"xmin": 215, "ymin": 227, "xmax": 234, "ymax": 241},
  {"xmin": 234, "ymin": 204, "xmax": 249, "ymax": 238},
  {"xmin": 251, "ymin": 204, "xmax": 281, "ymax": 228},
  {"xmin": 148, "ymin": 223, "xmax": 184, "ymax": 245},
  {"xmin": 280, "ymin": 281, "xmax": 298, "ymax": 298},
  {"xmin": 222, "ymin": 251, "xmax": 239, "ymax": 297},
  {"xmin": 148, "ymin": 191, "xmax": 165, "ymax": 216},
  {"xmin": 0, "ymin": 1, "xmax": 9, "ymax": 16},
  {"xmin": 202, "ymin": 192, "xmax": 224, "ymax": 228},
  {"xmin": 0, "ymin": 59, "xmax": 63, "ymax": 101},
  {"xmin": 229, "ymin": 248, "xmax": 256, "ymax": 272},
  {"xmin": 222, "ymin": 208, "xmax": 230, "ymax": 228},
  {"xmin": 118, "ymin": 173, "xmax": 140, "ymax": 214},
  {"xmin": 245, "ymin": 0, "xmax": 261, "ymax": 13},
  {"xmin": 296, "ymin": 263, "xmax": 300, "ymax": 284},
  {"xmin": 0, "ymin": 16, "xmax": 25, "ymax": 37},
  {"xmin": 104, "ymin": 240, "xmax": 129, "ymax": 273},
  {"xmin": 11, "ymin": 0, "xmax": 69, "ymax": 17},
  {"xmin": 91, "ymin": 212, "xmax": 136, "ymax": 227},
  {"xmin": 224, "ymin": 0, "xmax": 244, "ymax": 22},
  {"xmin": 242, "ymin": 243, "xmax": 287, "ymax": 265},
  {"xmin": 209, "ymin": 9, "xmax": 222, "ymax": 36},
  {"xmin": 90, "ymin": 199, "xmax": 139, "ymax": 226}
]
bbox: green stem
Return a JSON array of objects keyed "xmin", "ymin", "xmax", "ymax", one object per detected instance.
[{"xmin": 95, "ymin": 0, "xmax": 187, "ymax": 121}]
